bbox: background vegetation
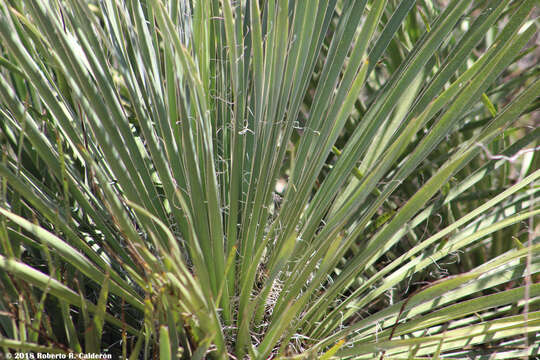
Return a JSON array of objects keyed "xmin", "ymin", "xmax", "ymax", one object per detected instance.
[{"xmin": 0, "ymin": 0, "xmax": 539, "ymax": 359}]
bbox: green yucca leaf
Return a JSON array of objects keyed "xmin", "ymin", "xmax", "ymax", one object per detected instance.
[
  {"xmin": 0, "ymin": 254, "xmax": 138, "ymax": 334},
  {"xmin": 0, "ymin": 0, "xmax": 538, "ymax": 359},
  {"xmin": 159, "ymin": 326, "xmax": 172, "ymax": 360},
  {"xmin": 0, "ymin": 338, "xmax": 66, "ymax": 354}
]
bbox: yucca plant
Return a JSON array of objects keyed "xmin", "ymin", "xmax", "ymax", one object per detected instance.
[{"xmin": 0, "ymin": 0, "xmax": 539, "ymax": 358}]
